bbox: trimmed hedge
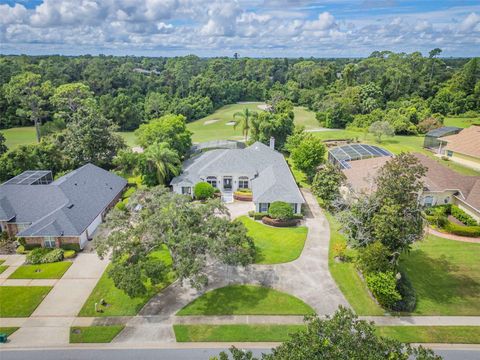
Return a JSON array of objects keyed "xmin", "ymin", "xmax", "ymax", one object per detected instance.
[
  {"xmin": 444, "ymin": 222, "xmax": 480, "ymax": 237},
  {"xmin": 451, "ymin": 205, "xmax": 478, "ymax": 226},
  {"xmin": 262, "ymin": 216, "xmax": 299, "ymax": 228},
  {"xmin": 26, "ymin": 248, "xmax": 64, "ymax": 264},
  {"xmin": 61, "ymin": 243, "xmax": 81, "ymax": 252},
  {"xmin": 64, "ymin": 250, "xmax": 77, "ymax": 259},
  {"xmin": 233, "ymin": 192, "xmax": 253, "ymax": 201},
  {"xmin": 365, "ymin": 271, "xmax": 402, "ymax": 309}
]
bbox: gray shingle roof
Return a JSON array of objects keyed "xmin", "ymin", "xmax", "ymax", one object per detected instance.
[
  {"xmin": 171, "ymin": 142, "xmax": 304, "ymax": 204},
  {"xmin": 0, "ymin": 164, "xmax": 127, "ymax": 237}
]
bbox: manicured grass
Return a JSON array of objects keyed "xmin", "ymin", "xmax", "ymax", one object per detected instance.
[
  {"xmin": 326, "ymin": 211, "xmax": 384, "ymax": 316},
  {"xmin": 1, "ymin": 126, "xmax": 37, "ymax": 149},
  {"xmin": 117, "ymin": 131, "xmax": 136, "ymax": 147},
  {"xmin": 0, "ymin": 286, "xmax": 52, "ymax": 317},
  {"xmin": 399, "ymin": 235, "xmax": 480, "ymax": 315},
  {"xmin": 238, "ymin": 216, "xmax": 307, "ymax": 264},
  {"xmin": 177, "ymin": 285, "xmax": 314, "ymax": 316},
  {"xmin": 0, "ymin": 327, "xmax": 19, "ymax": 336},
  {"xmin": 70, "ymin": 326, "xmax": 125, "ymax": 343},
  {"xmin": 0, "ymin": 265, "xmax": 7, "ymax": 275},
  {"xmin": 174, "ymin": 324, "xmax": 306, "ymax": 342},
  {"xmin": 377, "ymin": 326, "xmax": 480, "ymax": 344},
  {"xmin": 187, "ymin": 103, "xmax": 319, "ymax": 143},
  {"xmin": 78, "ymin": 246, "xmax": 176, "ymax": 317},
  {"xmin": 9, "ymin": 261, "xmax": 72, "ymax": 279},
  {"xmin": 444, "ymin": 116, "xmax": 480, "ymax": 128},
  {"xmin": 187, "ymin": 102, "xmax": 264, "ymax": 143},
  {"xmin": 293, "ymin": 106, "xmax": 319, "ymax": 129}
]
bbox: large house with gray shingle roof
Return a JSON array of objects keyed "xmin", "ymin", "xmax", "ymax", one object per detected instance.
[
  {"xmin": 0, "ymin": 164, "xmax": 127, "ymax": 250},
  {"xmin": 171, "ymin": 141, "xmax": 305, "ymax": 213}
]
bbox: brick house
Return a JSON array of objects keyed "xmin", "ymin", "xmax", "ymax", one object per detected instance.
[{"xmin": 0, "ymin": 164, "xmax": 127, "ymax": 250}]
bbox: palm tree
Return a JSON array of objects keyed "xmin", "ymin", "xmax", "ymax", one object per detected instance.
[
  {"xmin": 233, "ymin": 108, "xmax": 257, "ymax": 142},
  {"xmin": 144, "ymin": 142, "xmax": 181, "ymax": 185}
]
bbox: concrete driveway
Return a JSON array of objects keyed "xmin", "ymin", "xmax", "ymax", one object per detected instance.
[
  {"xmin": 225, "ymin": 200, "xmax": 255, "ymax": 219},
  {"xmin": 7, "ymin": 253, "xmax": 108, "ymax": 347},
  {"xmin": 115, "ymin": 189, "xmax": 348, "ymax": 343}
]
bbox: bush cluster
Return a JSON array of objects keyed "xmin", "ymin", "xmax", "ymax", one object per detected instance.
[
  {"xmin": 445, "ymin": 222, "xmax": 480, "ymax": 237},
  {"xmin": 194, "ymin": 182, "xmax": 215, "ymax": 200},
  {"xmin": 356, "ymin": 242, "xmax": 393, "ymax": 274},
  {"xmin": 26, "ymin": 248, "xmax": 64, "ymax": 264},
  {"xmin": 268, "ymin": 201, "xmax": 294, "ymax": 221},
  {"xmin": 365, "ymin": 271, "xmax": 402, "ymax": 308},
  {"xmin": 391, "ymin": 271, "xmax": 417, "ymax": 312}
]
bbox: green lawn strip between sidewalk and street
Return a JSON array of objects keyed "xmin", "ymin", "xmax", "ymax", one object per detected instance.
[
  {"xmin": 177, "ymin": 285, "xmax": 314, "ymax": 316},
  {"xmin": 70, "ymin": 326, "xmax": 125, "ymax": 343},
  {"xmin": 0, "ymin": 286, "xmax": 52, "ymax": 317},
  {"xmin": 8, "ymin": 262, "xmax": 72, "ymax": 279},
  {"xmin": 174, "ymin": 324, "xmax": 306, "ymax": 342},
  {"xmin": 377, "ymin": 326, "xmax": 480, "ymax": 344}
]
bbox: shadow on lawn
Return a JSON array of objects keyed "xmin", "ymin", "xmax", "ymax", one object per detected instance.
[
  {"xmin": 190, "ymin": 285, "xmax": 273, "ymax": 315},
  {"xmin": 401, "ymin": 249, "xmax": 480, "ymax": 306}
]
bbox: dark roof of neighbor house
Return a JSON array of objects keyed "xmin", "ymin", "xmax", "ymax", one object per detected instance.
[
  {"xmin": 425, "ymin": 126, "xmax": 462, "ymax": 138},
  {"xmin": 171, "ymin": 141, "xmax": 305, "ymax": 204},
  {"xmin": 342, "ymin": 152, "xmax": 480, "ymax": 211},
  {"xmin": 0, "ymin": 164, "xmax": 127, "ymax": 237},
  {"xmin": 441, "ymin": 125, "xmax": 480, "ymax": 159}
]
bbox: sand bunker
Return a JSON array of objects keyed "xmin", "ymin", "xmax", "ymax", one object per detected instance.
[
  {"xmin": 204, "ymin": 119, "xmax": 219, "ymax": 125},
  {"xmin": 225, "ymin": 121, "xmax": 236, "ymax": 126}
]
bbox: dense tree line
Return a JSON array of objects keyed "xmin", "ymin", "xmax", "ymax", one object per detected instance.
[{"xmin": 1, "ymin": 52, "xmax": 478, "ymax": 135}]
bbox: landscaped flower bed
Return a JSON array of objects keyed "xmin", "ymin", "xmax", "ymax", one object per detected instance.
[
  {"xmin": 261, "ymin": 216, "xmax": 300, "ymax": 227},
  {"xmin": 424, "ymin": 204, "xmax": 480, "ymax": 237},
  {"xmin": 233, "ymin": 189, "xmax": 253, "ymax": 201}
]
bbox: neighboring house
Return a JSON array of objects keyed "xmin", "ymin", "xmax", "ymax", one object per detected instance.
[
  {"xmin": 423, "ymin": 126, "xmax": 462, "ymax": 151},
  {"xmin": 0, "ymin": 164, "xmax": 127, "ymax": 250},
  {"xmin": 438, "ymin": 125, "xmax": 480, "ymax": 170},
  {"xmin": 341, "ymin": 152, "xmax": 480, "ymax": 222},
  {"xmin": 171, "ymin": 141, "xmax": 305, "ymax": 213}
]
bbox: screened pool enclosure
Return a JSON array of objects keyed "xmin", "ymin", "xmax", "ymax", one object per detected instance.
[{"xmin": 328, "ymin": 144, "xmax": 393, "ymax": 169}]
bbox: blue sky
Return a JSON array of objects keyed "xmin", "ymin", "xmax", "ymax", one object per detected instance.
[{"xmin": 1, "ymin": 0, "xmax": 479, "ymax": 57}]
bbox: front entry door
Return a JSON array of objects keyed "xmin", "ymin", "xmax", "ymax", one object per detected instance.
[{"xmin": 223, "ymin": 177, "xmax": 232, "ymax": 190}]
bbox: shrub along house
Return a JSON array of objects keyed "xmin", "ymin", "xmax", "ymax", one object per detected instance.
[
  {"xmin": 171, "ymin": 141, "xmax": 305, "ymax": 214},
  {"xmin": 0, "ymin": 164, "xmax": 127, "ymax": 250}
]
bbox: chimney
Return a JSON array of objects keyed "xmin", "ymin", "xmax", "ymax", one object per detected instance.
[{"xmin": 269, "ymin": 137, "xmax": 275, "ymax": 149}]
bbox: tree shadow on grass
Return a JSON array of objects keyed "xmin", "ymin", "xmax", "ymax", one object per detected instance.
[
  {"xmin": 400, "ymin": 249, "xmax": 480, "ymax": 308},
  {"xmin": 186, "ymin": 285, "xmax": 272, "ymax": 315}
]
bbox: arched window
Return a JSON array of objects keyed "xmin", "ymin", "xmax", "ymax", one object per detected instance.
[
  {"xmin": 206, "ymin": 176, "xmax": 217, "ymax": 188},
  {"xmin": 238, "ymin": 176, "xmax": 249, "ymax": 189}
]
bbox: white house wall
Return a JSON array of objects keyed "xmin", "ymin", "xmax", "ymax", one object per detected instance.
[{"xmin": 86, "ymin": 213, "xmax": 102, "ymax": 239}]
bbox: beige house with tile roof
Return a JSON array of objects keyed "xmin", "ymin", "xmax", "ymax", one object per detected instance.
[{"xmin": 439, "ymin": 125, "xmax": 480, "ymax": 171}]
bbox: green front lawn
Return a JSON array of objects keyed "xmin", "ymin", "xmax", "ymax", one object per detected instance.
[
  {"xmin": 326, "ymin": 211, "xmax": 384, "ymax": 316},
  {"xmin": 0, "ymin": 286, "xmax": 52, "ymax": 317},
  {"xmin": 70, "ymin": 326, "xmax": 125, "ymax": 343},
  {"xmin": 78, "ymin": 246, "xmax": 176, "ymax": 317},
  {"xmin": 0, "ymin": 265, "xmax": 7, "ymax": 275},
  {"xmin": 377, "ymin": 326, "xmax": 480, "ymax": 344},
  {"xmin": 9, "ymin": 262, "xmax": 72, "ymax": 279},
  {"xmin": 0, "ymin": 327, "xmax": 19, "ymax": 336},
  {"xmin": 1, "ymin": 126, "xmax": 36, "ymax": 149},
  {"xmin": 174, "ymin": 324, "xmax": 306, "ymax": 342},
  {"xmin": 399, "ymin": 235, "xmax": 480, "ymax": 315},
  {"xmin": 444, "ymin": 116, "xmax": 480, "ymax": 128},
  {"xmin": 239, "ymin": 216, "xmax": 307, "ymax": 264},
  {"xmin": 177, "ymin": 285, "xmax": 314, "ymax": 316}
]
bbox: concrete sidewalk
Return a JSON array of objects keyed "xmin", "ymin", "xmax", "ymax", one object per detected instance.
[{"xmin": 6, "ymin": 253, "xmax": 109, "ymax": 348}]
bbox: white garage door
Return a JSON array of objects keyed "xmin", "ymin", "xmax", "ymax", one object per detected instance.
[
  {"xmin": 86, "ymin": 213, "xmax": 103, "ymax": 239},
  {"xmin": 79, "ymin": 232, "xmax": 88, "ymax": 249}
]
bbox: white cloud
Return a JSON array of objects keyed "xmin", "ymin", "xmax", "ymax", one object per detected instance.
[
  {"xmin": 0, "ymin": 0, "xmax": 478, "ymax": 57},
  {"xmin": 460, "ymin": 12, "xmax": 480, "ymax": 32}
]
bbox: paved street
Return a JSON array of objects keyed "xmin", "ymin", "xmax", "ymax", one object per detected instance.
[{"xmin": 1, "ymin": 347, "xmax": 480, "ymax": 360}]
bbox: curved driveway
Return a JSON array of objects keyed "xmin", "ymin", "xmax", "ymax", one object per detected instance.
[{"xmin": 114, "ymin": 189, "xmax": 348, "ymax": 343}]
